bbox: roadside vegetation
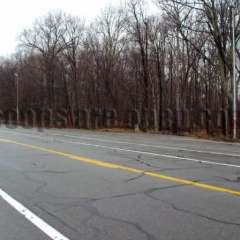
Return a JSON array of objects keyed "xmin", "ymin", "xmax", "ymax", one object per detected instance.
[{"xmin": 0, "ymin": 0, "xmax": 239, "ymax": 138}]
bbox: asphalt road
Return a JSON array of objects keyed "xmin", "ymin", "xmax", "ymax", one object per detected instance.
[{"xmin": 0, "ymin": 126, "xmax": 240, "ymax": 240}]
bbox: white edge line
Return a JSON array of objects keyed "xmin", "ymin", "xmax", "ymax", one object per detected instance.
[
  {"xmin": 52, "ymin": 133, "xmax": 240, "ymax": 158},
  {"xmin": 0, "ymin": 188, "xmax": 70, "ymax": 240},
  {"xmin": 55, "ymin": 139, "xmax": 240, "ymax": 169},
  {"xmin": 2, "ymin": 129, "xmax": 240, "ymax": 158},
  {"xmin": 1, "ymin": 130, "xmax": 240, "ymax": 169},
  {"xmin": 50, "ymin": 129, "xmax": 240, "ymax": 145}
]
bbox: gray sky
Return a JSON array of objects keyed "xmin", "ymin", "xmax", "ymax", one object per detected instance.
[{"xmin": 0, "ymin": 0, "xmax": 124, "ymax": 56}]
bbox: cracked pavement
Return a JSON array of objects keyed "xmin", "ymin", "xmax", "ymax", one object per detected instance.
[{"xmin": 0, "ymin": 127, "xmax": 240, "ymax": 240}]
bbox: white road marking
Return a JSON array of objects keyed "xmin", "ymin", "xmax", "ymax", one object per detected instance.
[
  {"xmin": 0, "ymin": 188, "xmax": 70, "ymax": 240},
  {"xmin": 1, "ymin": 130, "xmax": 240, "ymax": 169},
  {"xmin": 49, "ymin": 133, "xmax": 240, "ymax": 158},
  {"xmin": 55, "ymin": 139, "xmax": 240, "ymax": 168},
  {"xmin": 49, "ymin": 129, "xmax": 240, "ymax": 146},
  {"xmin": 2, "ymin": 128, "xmax": 240, "ymax": 157}
]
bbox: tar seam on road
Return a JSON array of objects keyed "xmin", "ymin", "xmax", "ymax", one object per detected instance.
[
  {"xmin": 0, "ymin": 138, "xmax": 240, "ymax": 197},
  {"xmin": 0, "ymin": 188, "xmax": 70, "ymax": 240}
]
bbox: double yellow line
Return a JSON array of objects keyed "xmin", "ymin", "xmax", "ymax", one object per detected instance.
[{"xmin": 1, "ymin": 138, "xmax": 240, "ymax": 197}]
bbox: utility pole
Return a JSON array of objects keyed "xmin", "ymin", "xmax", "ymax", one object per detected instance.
[
  {"xmin": 14, "ymin": 73, "xmax": 19, "ymax": 124},
  {"xmin": 232, "ymin": 3, "xmax": 237, "ymax": 139}
]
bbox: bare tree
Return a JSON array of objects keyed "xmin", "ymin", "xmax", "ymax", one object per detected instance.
[
  {"xmin": 20, "ymin": 12, "xmax": 67, "ymax": 113},
  {"xmin": 0, "ymin": 1, "xmax": 238, "ymax": 136},
  {"xmin": 157, "ymin": 0, "xmax": 240, "ymax": 135},
  {"xmin": 127, "ymin": 0, "xmax": 152, "ymax": 130}
]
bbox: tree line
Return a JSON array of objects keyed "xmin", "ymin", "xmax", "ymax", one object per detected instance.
[{"xmin": 0, "ymin": 0, "xmax": 239, "ymax": 137}]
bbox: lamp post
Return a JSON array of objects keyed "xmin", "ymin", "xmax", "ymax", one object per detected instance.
[
  {"xmin": 231, "ymin": 1, "xmax": 237, "ymax": 139},
  {"xmin": 14, "ymin": 73, "xmax": 19, "ymax": 124}
]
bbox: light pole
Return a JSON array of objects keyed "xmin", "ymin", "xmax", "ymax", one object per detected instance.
[
  {"xmin": 231, "ymin": 1, "xmax": 237, "ymax": 139},
  {"xmin": 14, "ymin": 73, "xmax": 19, "ymax": 124}
]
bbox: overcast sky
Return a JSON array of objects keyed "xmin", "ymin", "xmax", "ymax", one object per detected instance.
[{"xmin": 0, "ymin": 0, "xmax": 126, "ymax": 56}]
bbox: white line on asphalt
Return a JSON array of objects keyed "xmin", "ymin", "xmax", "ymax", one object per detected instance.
[
  {"xmin": 49, "ymin": 129, "xmax": 240, "ymax": 146},
  {"xmin": 49, "ymin": 132, "xmax": 240, "ymax": 158},
  {"xmin": 55, "ymin": 138, "xmax": 240, "ymax": 168},
  {"xmin": 0, "ymin": 188, "xmax": 70, "ymax": 240},
  {"xmin": 2, "ymin": 129, "xmax": 240, "ymax": 158},
  {"xmin": 2, "ymin": 130, "xmax": 240, "ymax": 169}
]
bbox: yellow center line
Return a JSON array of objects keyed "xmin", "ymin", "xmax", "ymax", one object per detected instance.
[{"xmin": 1, "ymin": 138, "xmax": 240, "ymax": 197}]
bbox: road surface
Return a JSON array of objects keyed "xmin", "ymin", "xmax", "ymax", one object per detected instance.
[{"xmin": 0, "ymin": 127, "xmax": 240, "ymax": 240}]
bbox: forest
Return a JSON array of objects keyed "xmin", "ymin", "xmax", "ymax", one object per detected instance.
[{"xmin": 0, "ymin": 0, "xmax": 239, "ymax": 138}]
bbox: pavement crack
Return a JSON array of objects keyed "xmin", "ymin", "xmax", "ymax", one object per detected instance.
[
  {"xmin": 166, "ymin": 201, "xmax": 240, "ymax": 226},
  {"xmin": 145, "ymin": 196, "xmax": 240, "ymax": 227},
  {"xmin": 135, "ymin": 154, "xmax": 161, "ymax": 169},
  {"xmin": 34, "ymin": 203, "xmax": 81, "ymax": 233},
  {"xmin": 82, "ymin": 192, "xmax": 142, "ymax": 203},
  {"xmin": 23, "ymin": 170, "xmax": 74, "ymax": 175},
  {"xmin": 21, "ymin": 171, "xmax": 48, "ymax": 195},
  {"xmin": 42, "ymin": 170, "xmax": 72, "ymax": 174},
  {"xmin": 34, "ymin": 181, "xmax": 48, "ymax": 194},
  {"xmin": 144, "ymin": 184, "xmax": 186, "ymax": 195},
  {"xmin": 83, "ymin": 185, "xmax": 186, "ymax": 203},
  {"xmin": 83, "ymin": 203, "xmax": 157, "ymax": 240},
  {"xmin": 154, "ymin": 166, "xmax": 208, "ymax": 172},
  {"xmin": 125, "ymin": 173, "xmax": 145, "ymax": 182},
  {"xmin": 215, "ymin": 176, "xmax": 240, "ymax": 183},
  {"xmin": 53, "ymin": 199, "xmax": 157, "ymax": 240}
]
